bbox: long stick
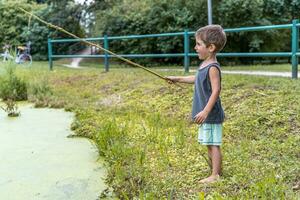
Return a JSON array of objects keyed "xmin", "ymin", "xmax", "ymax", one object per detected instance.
[{"xmin": 19, "ymin": 8, "xmax": 183, "ymax": 85}]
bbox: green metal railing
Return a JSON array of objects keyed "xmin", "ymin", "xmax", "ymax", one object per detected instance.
[{"xmin": 48, "ymin": 20, "xmax": 300, "ymax": 78}]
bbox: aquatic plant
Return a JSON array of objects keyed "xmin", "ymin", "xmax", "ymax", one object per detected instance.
[{"xmin": 0, "ymin": 98, "xmax": 20, "ymax": 117}]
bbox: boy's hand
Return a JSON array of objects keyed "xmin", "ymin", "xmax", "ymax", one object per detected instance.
[
  {"xmin": 165, "ymin": 76, "xmax": 177, "ymax": 84},
  {"xmin": 194, "ymin": 110, "xmax": 209, "ymax": 124}
]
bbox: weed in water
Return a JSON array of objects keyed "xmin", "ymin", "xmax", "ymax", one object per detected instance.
[{"xmin": 0, "ymin": 99, "xmax": 20, "ymax": 117}]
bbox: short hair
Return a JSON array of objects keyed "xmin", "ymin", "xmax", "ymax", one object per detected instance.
[{"xmin": 195, "ymin": 24, "xmax": 227, "ymax": 52}]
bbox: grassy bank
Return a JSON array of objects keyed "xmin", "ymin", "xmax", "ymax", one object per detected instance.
[
  {"xmin": 3, "ymin": 62, "xmax": 299, "ymax": 199},
  {"xmin": 52, "ymin": 60, "xmax": 300, "ymax": 72}
]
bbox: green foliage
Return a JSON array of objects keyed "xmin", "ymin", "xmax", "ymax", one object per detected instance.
[
  {"xmin": 244, "ymin": 174, "xmax": 286, "ymax": 199},
  {"xmin": 0, "ymin": 0, "xmax": 86, "ymax": 60},
  {"xmin": 2, "ymin": 0, "xmax": 300, "ymax": 64},
  {"xmin": 217, "ymin": 0, "xmax": 291, "ymax": 64},
  {"xmin": 0, "ymin": 63, "xmax": 28, "ymax": 101},
  {"xmin": 24, "ymin": 0, "xmax": 86, "ymax": 60},
  {"xmin": 91, "ymin": 0, "xmax": 206, "ymax": 65},
  {"xmin": 0, "ymin": 0, "xmax": 44, "ymax": 46},
  {"xmin": 21, "ymin": 22, "xmax": 50, "ymax": 60},
  {"xmin": 28, "ymin": 74, "xmax": 53, "ymax": 107},
  {"xmin": 0, "ymin": 62, "xmax": 28, "ymax": 117},
  {"xmin": 89, "ymin": 0, "xmax": 300, "ymax": 65}
]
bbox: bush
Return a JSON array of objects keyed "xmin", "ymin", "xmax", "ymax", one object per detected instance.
[
  {"xmin": 0, "ymin": 63, "xmax": 28, "ymax": 101},
  {"xmin": 29, "ymin": 75, "xmax": 52, "ymax": 104}
]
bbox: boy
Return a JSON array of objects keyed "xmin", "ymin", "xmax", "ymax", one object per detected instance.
[{"xmin": 167, "ymin": 25, "xmax": 226, "ymax": 183}]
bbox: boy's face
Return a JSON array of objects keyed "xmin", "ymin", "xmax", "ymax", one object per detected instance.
[{"xmin": 194, "ymin": 37, "xmax": 214, "ymax": 60}]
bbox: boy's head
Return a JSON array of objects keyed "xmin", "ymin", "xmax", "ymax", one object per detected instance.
[{"xmin": 195, "ymin": 25, "xmax": 226, "ymax": 53}]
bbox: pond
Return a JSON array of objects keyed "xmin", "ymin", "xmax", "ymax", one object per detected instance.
[{"xmin": 0, "ymin": 105, "xmax": 106, "ymax": 199}]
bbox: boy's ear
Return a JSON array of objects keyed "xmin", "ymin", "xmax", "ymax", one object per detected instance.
[{"xmin": 208, "ymin": 44, "xmax": 216, "ymax": 53}]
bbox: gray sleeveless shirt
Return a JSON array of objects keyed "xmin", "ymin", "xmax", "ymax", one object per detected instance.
[{"xmin": 191, "ymin": 63, "xmax": 225, "ymax": 124}]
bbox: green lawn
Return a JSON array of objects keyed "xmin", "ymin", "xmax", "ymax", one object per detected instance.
[
  {"xmin": 161, "ymin": 63, "xmax": 299, "ymax": 72},
  {"xmin": 53, "ymin": 59, "xmax": 300, "ymax": 72},
  {"xmin": 1, "ymin": 61, "xmax": 300, "ymax": 199}
]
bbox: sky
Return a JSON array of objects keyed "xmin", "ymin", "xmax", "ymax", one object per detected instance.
[{"xmin": 74, "ymin": 0, "xmax": 94, "ymax": 5}]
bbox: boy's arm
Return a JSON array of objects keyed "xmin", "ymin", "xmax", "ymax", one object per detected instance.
[
  {"xmin": 194, "ymin": 67, "xmax": 221, "ymax": 124},
  {"xmin": 166, "ymin": 75, "xmax": 195, "ymax": 84}
]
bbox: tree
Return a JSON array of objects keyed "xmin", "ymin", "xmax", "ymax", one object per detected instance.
[
  {"xmin": 0, "ymin": 0, "xmax": 86, "ymax": 60},
  {"xmin": 88, "ymin": 0, "xmax": 300, "ymax": 65},
  {"xmin": 0, "ymin": 0, "xmax": 44, "ymax": 46},
  {"xmin": 89, "ymin": 0, "xmax": 207, "ymax": 65}
]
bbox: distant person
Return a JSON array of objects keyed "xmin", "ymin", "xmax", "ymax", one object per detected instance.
[
  {"xmin": 17, "ymin": 41, "xmax": 31, "ymax": 55},
  {"xmin": 1, "ymin": 44, "xmax": 12, "ymax": 61},
  {"xmin": 15, "ymin": 41, "xmax": 32, "ymax": 64},
  {"xmin": 167, "ymin": 25, "xmax": 226, "ymax": 183}
]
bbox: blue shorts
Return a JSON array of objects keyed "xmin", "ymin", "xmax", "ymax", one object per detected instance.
[{"xmin": 198, "ymin": 123, "xmax": 222, "ymax": 146}]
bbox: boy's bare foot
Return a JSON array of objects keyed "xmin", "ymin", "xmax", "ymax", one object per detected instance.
[{"xmin": 199, "ymin": 175, "xmax": 220, "ymax": 183}]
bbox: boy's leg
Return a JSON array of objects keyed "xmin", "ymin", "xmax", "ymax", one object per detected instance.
[
  {"xmin": 210, "ymin": 146, "xmax": 222, "ymax": 176},
  {"xmin": 207, "ymin": 147, "xmax": 212, "ymax": 170},
  {"xmin": 200, "ymin": 145, "xmax": 222, "ymax": 183}
]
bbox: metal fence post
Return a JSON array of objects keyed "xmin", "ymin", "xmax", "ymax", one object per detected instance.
[
  {"xmin": 184, "ymin": 29, "xmax": 190, "ymax": 73},
  {"xmin": 291, "ymin": 19, "xmax": 299, "ymax": 79},
  {"xmin": 104, "ymin": 35, "xmax": 109, "ymax": 72},
  {"xmin": 47, "ymin": 38, "xmax": 53, "ymax": 70}
]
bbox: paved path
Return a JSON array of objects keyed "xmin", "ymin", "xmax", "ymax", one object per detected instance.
[
  {"xmin": 159, "ymin": 69, "xmax": 299, "ymax": 77},
  {"xmin": 222, "ymin": 70, "xmax": 299, "ymax": 77},
  {"xmin": 0, "ymin": 105, "xmax": 106, "ymax": 200}
]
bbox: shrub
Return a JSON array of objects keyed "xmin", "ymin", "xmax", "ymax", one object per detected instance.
[
  {"xmin": 28, "ymin": 75, "xmax": 53, "ymax": 106},
  {"xmin": 0, "ymin": 64, "xmax": 28, "ymax": 101}
]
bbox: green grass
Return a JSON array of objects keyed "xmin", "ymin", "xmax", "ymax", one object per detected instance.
[
  {"xmin": 2, "ymin": 61, "xmax": 299, "ymax": 199},
  {"xmin": 53, "ymin": 60, "xmax": 300, "ymax": 72}
]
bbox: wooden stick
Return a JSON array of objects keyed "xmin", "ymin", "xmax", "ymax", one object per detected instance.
[{"xmin": 19, "ymin": 8, "xmax": 184, "ymax": 88}]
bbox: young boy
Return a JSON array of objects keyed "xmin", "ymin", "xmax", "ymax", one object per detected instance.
[{"xmin": 167, "ymin": 25, "xmax": 226, "ymax": 183}]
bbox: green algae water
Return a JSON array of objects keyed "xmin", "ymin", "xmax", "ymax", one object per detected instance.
[{"xmin": 0, "ymin": 105, "xmax": 106, "ymax": 200}]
